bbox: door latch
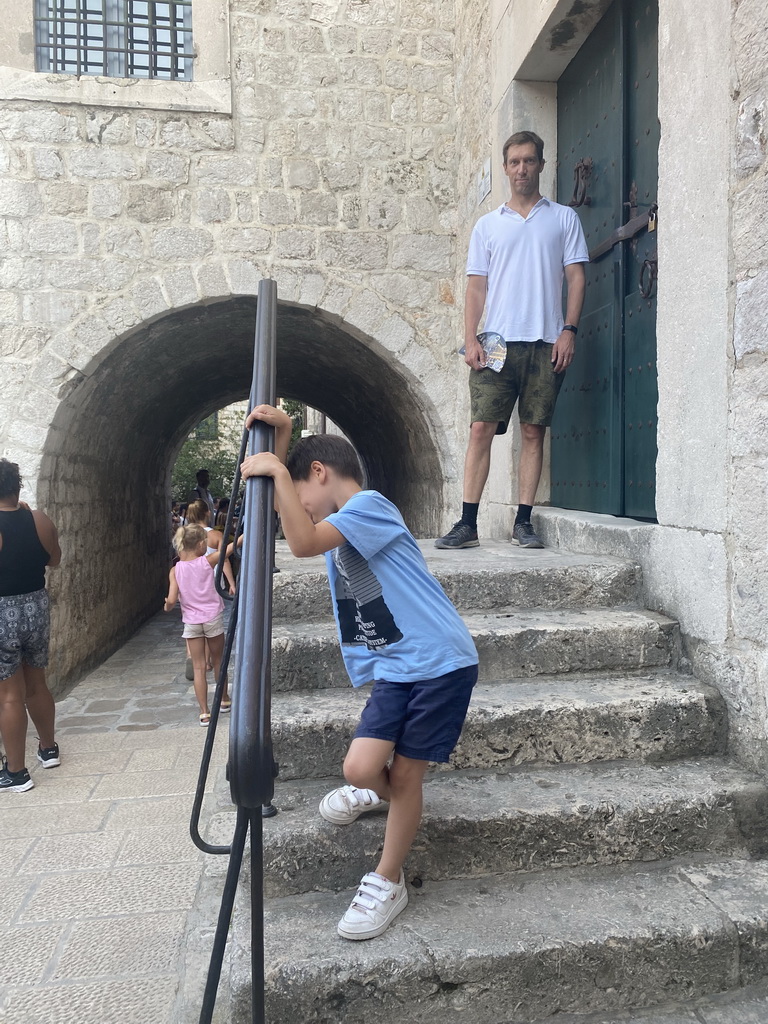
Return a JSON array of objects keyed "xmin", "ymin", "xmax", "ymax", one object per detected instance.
[{"xmin": 568, "ymin": 158, "xmax": 593, "ymax": 208}]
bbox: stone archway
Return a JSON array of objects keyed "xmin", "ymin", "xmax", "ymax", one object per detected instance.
[{"xmin": 38, "ymin": 295, "xmax": 448, "ymax": 691}]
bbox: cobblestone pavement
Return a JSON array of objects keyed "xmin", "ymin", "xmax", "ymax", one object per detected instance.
[{"xmin": 0, "ymin": 605, "xmax": 236, "ymax": 1024}]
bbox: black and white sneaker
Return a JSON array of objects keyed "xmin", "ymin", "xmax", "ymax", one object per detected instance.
[
  {"xmin": 37, "ymin": 743, "xmax": 60, "ymax": 768},
  {"xmin": 512, "ymin": 521, "xmax": 545, "ymax": 549},
  {"xmin": 0, "ymin": 758, "xmax": 34, "ymax": 792},
  {"xmin": 434, "ymin": 521, "xmax": 479, "ymax": 549}
]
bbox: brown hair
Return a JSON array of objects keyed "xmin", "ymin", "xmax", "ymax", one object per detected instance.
[
  {"xmin": 502, "ymin": 131, "xmax": 545, "ymax": 164},
  {"xmin": 186, "ymin": 499, "xmax": 211, "ymax": 525},
  {"xmin": 287, "ymin": 434, "xmax": 364, "ymax": 486}
]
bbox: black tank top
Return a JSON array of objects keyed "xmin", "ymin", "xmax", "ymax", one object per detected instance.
[{"xmin": 0, "ymin": 508, "xmax": 51, "ymax": 597}]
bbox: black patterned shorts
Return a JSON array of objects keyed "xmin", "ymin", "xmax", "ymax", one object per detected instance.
[
  {"xmin": 0, "ymin": 588, "xmax": 50, "ymax": 681},
  {"xmin": 469, "ymin": 340, "xmax": 565, "ymax": 435}
]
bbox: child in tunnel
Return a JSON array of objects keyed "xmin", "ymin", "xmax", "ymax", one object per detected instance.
[
  {"xmin": 164, "ymin": 524, "xmax": 235, "ymax": 726},
  {"xmin": 241, "ymin": 406, "xmax": 479, "ymax": 941}
]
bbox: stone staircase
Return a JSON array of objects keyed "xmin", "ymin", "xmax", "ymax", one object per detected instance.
[{"xmin": 225, "ymin": 540, "xmax": 768, "ymax": 1023}]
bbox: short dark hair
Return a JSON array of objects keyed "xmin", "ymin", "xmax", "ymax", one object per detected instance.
[
  {"xmin": 196, "ymin": 468, "xmax": 209, "ymax": 480},
  {"xmin": 503, "ymin": 131, "xmax": 545, "ymax": 164},
  {"xmin": 0, "ymin": 459, "xmax": 21, "ymax": 500},
  {"xmin": 287, "ymin": 435, "xmax": 364, "ymax": 486}
]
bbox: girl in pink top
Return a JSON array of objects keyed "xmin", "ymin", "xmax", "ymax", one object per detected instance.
[{"xmin": 164, "ymin": 524, "xmax": 235, "ymax": 726}]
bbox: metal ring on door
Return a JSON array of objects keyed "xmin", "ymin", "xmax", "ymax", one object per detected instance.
[{"xmin": 639, "ymin": 251, "xmax": 658, "ymax": 299}]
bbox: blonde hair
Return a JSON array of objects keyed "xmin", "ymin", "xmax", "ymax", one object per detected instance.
[
  {"xmin": 173, "ymin": 523, "xmax": 207, "ymax": 554},
  {"xmin": 186, "ymin": 499, "xmax": 211, "ymax": 525}
]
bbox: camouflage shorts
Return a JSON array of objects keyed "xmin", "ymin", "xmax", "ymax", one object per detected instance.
[{"xmin": 469, "ymin": 340, "xmax": 565, "ymax": 435}]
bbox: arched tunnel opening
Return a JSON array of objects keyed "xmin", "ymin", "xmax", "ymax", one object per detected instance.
[{"xmin": 38, "ymin": 296, "xmax": 445, "ymax": 692}]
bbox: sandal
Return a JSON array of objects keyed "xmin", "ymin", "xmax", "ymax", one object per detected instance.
[
  {"xmin": 199, "ymin": 713, "xmax": 211, "ymax": 727},
  {"xmin": 220, "ymin": 700, "xmax": 231, "ymax": 713}
]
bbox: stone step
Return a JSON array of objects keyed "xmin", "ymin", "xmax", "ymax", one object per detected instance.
[
  {"xmin": 230, "ymin": 857, "xmax": 768, "ymax": 1024},
  {"xmin": 258, "ymin": 758, "xmax": 768, "ymax": 898},
  {"xmin": 271, "ymin": 608, "xmax": 678, "ymax": 691},
  {"xmin": 270, "ymin": 674, "xmax": 727, "ymax": 780},
  {"xmin": 272, "ymin": 540, "xmax": 641, "ymax": 621},
  {"xmin": 516, "ymin": 978, "xmax": 768, "ymax": 1023}
]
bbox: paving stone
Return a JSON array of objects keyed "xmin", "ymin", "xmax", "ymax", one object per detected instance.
[
  {"xmin": 11, "ymin": 775, "xmax": 98, "ymax": 805},
  {"xmin": 19, "ymin": 832, "xmax": 124, "ymax": 874},
  {"xmin": 89, "ymin": 768, "xmax": 210, "ymax": 801},
  {"xmin": 270, "ymin": 675, "xmax": 727, "ymax": 779},
  {"xmin": 51, "ymin": 912, "xmax": 187, "ymax": 980},
  {"xmin": 116, "ymin": 824, "xmax": 205, "ymax": 867},
  {"xmin": 258, "ymin": 758, "xmax": 768, "ymax": 896},
  {"xmin": 2, "ymin": 976, "xmax": 178, "ymax": 1024},
  {"xmin": 3, "ymin": 838, "xmax": 34, "ymax": 876},
  {"xmin": 103, "ymin": 796, "xmax": 200, "ymax": 831},
  {"xmin": 19, "ymin": 863, "xmax": 201, "ymax": 922},
  {"xmin": 29, "ymin": 750, "xmax": 132, "ymax": 776},
  {"xmin": 246, "ymin": 860, "xmax": 740, "ymax": 1024},
  {"xmin": 124, "ymin": 747, "xmax": 182, "ymax": 771},
  {"xmin": 0, "ymin": 923, "xmax": 66, "ymax": 987},
  {"xmin": 0, "ymin": 877, "xmax": 34, "ymax": 927},
  {"xmin": 0, "ymin": 803, "xmax": 108, "ymax": 840}
]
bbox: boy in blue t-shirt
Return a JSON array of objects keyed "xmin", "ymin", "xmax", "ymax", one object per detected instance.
[{"xmin": 241, "ymin": 407, "xmax": 478, "ymax": 941}]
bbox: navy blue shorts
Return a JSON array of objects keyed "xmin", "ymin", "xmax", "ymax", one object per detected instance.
[{"xmin": 353, "ymin": 663, "xmax": 478, "ymax": 763}]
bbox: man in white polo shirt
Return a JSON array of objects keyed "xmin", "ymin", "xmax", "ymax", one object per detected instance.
[{"xmin": 436, "ymin": 130, "xmax": 588, "ymax": 550}]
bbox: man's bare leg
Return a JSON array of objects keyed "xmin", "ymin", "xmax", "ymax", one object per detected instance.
[
  {"xmin": 518, "ymin": 423, "xmax": 546, "ymax": 506},
  {"xmin": 463, "ymin": 421, "xmax": 499, "ymax": 502}
]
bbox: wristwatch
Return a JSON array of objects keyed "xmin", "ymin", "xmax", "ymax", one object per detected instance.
[{"xmin": 563, "ymin": 324, "xmax": 578, "ymax": 335}]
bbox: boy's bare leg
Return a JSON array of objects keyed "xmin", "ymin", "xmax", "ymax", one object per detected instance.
[
  {"xmin": 23, "ymin": 664, "xmax": 56, "ymax": 749},
  {"xmin": 187, "ymin": 637, "xmax": 209, "ymax": 714},
  {"xmin": 207, "ymin": 633, "xmax": 229, "ymax": 702},
  {"xmin": 375, "ymin": 754, "xmax": 429, "ymax": 882},
  {"xmin": 344, "ymin": 739, "xmax": 429, "ymax": 883},
  {"xmin": 0, "ymin": 668, "xmax": 28, "ymax": 772}
]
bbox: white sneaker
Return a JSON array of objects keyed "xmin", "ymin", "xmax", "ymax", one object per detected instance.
[
  {"xmin": 318, "ymin": 785, "xmax": 387, "ymax": 825},
  {"xmin": 337, "ymin": 870, "xmax": 408, "ymax": 940}
]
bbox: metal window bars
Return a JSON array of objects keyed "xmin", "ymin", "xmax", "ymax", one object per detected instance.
[
  {"xmin": 189, "ymin": 279, "xmax": 279, "ymax": 1024},
  {"xmin": 34, "ymin": 0, "xmax": 193, "ymax": 80}
]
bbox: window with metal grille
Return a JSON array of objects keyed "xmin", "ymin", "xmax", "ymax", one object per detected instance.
[{"xmin": 34, "ymin": 1, "xmax": 194, "ymax": 81}]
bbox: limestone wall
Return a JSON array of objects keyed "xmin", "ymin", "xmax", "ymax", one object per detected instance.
[{"xmin": 0, "ymin": 0, "xmax": 465, "ymax": 689}]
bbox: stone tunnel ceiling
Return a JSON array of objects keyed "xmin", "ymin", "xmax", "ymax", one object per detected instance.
[{"xmin": 39, "ymin": 297, "xmax": 443, "ymax": 690}]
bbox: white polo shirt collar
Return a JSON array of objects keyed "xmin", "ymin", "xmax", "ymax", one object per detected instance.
[{"xmin": 499, "ymin": 196, "xmax": 550, "ymax": 221}]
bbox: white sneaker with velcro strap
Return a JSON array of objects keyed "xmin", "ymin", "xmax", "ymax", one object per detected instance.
[
  {"xmin": 318, "ymin": 785, "xmax": 387, "ymax": 825},
  {"xmin": 337, "ymin": 870, "xmax": 408, "ymax": 940}
]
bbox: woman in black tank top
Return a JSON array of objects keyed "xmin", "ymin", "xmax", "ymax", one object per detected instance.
[{"xmin": 0, "ymin": 459, "xmax": 61, "ymax": 793}]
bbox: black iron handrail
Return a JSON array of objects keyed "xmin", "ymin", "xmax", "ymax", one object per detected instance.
[{"xmin": 191, "ymin": 278, "xmax": 278, "ymax": 1024}]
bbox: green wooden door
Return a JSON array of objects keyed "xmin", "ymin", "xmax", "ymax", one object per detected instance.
[{"xmin": 551, "ymin": 0, "xmax": 659, "ymax": 519}]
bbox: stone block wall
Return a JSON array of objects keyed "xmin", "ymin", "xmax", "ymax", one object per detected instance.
[{"xmin": 0, "ymin": 0, "xmax": 468, "ymax": 690}]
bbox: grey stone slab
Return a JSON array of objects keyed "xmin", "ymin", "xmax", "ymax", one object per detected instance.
[
  {"xmin": 271, "ymin": 609, "xmax": 678, "ymax": 690},
  {"xmin": 19, "ymin": 863, "xmax": 201, "ymax": 922},
  {"xmin": 270, "ymin": 674, "xmax": 727, "ymax": 780},
  {"xmin": 89, "ymin": 768, "xmax": 210, "ymax": 800},
  {"xmin": 115, "ymin": 824, "xmax": 205, "ymax": 867},
  {"xmin": 19, "ymin": 832, "xmax": 124, "ymax": 874},
  {"xmin": 103, "ymin": 795, "xmax": 198, "ymax": 831},
  {"xmin": 2, "ymin": 976, "xmax": 178, "ymax": 1024},
  {"xmin": 258, "ymin": 758, "xmax": 767, "ymax": 896},
  {"xmin": 0, "ymin": 877, "xmax": 34, "ymax": 927},
  {"xmin": 249, "ymin": 861, "xmax": 739, "ymax": 1024},
  {"xmin": 678, "ymin": 860, "xmax": 768, "ymax": 985},
  {"xmin": 0, "ymin": 923, "xmax": 66, "ymax": 986},
  {"xmin": 3, "ymin": 837, "xmax": 34, "ymax": 876},
  {"xmin": 11, "ymin": 774, "xmax": 98, "ymax": 805},
  {"xmin": 270, "ymin": 541, "xmax": 641, "ymax": 621},
  {"xmin": 51, "ymin": 911, "xmax": 187, "ymax": 980},
  {"xmin": 0, "ymin": 802, "xmax": 108, "ymax": 840},
  {"xmin": 697, "ymin": 980, "xmax": 768, "ymax": 1022}
]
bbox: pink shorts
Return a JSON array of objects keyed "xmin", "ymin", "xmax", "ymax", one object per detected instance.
[{"xmin": 182, "ymin": 611, "xmax": 224, "ymax": 640}]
